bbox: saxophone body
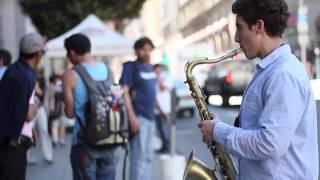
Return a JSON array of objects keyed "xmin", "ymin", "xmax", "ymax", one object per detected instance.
[{"xmin": 183, "ymin": 48, "xmax": 242, "ymax": 180}]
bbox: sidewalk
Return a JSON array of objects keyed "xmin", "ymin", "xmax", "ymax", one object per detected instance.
[
  {"xmin": 26, "ymin": 113, "xmax": 223, "ymax": 180},
  {"xmin": 26, "ymin": 133, "xmax": 163, "ymax": 180}
]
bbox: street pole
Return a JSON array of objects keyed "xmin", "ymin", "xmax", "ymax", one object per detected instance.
[
  {"xmin": 297, "ymin": 0, "xmax": 309, "ymax": 67},
  {"xmin": 158, "ymin": 88, "xmax": 185, "ymax": 180},
  {"xmin": 170, "ymin": 88, "xmax": 177, "ymax": 156}
]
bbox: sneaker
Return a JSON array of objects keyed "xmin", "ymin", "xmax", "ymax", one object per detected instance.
[
  {"xmin": 155, "ymin": 147, "xmax": 169, "ymax": 154},
  {"xmin": 59, "ymin": 140, "xmax": 66, "ymax": 146},
  {"xmin": 52, "ymin": 141, "xmax": 58, "ymax": 148},
  {"xmin": 44, "ymin": 159, "xmax": 54, "ymax": 165},
  {"xmin": 27, "ymin": 160, "xmax": 38, "ymax": 166}
]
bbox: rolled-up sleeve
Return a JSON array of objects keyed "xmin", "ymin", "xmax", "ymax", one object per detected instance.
[{"xmin": 213, "ymin": 72, "xmax": 307, "ymax": 160}]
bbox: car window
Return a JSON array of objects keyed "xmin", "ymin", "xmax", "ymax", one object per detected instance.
[{"xmin": 174, "ymin": 80, "xmax": 188, "ymax": 89}]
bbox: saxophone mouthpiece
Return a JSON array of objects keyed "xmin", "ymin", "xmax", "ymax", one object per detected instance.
[{"xmin": 228, "ymin": 48, "xmax": 243, "ymax": 59}]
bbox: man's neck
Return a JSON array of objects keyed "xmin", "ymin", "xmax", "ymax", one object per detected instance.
[
  {"xmin": 259, "ymin": 37, "xmax": 283, "ymax": 59},
  {"xmin": 24, "ymin": 59, "xmax": 37, "ymax": 70},
  {"xmin": 137, "ymin": 59, "xmax": 150, "ymax": 65},
  {"xmin": 79, "ymin": 53, "xmax": 95, "ymax": 64}
]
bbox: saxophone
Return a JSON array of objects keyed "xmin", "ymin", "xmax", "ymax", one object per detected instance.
[{"xmin": 183, "ymin": 48, "xmax": 242, "ymax": 180}]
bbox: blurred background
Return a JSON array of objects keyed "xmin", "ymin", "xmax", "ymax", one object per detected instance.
[
  {"xmin": 1, "ymin": 0, "xmax": 319, "ymax": 86},
  {"xmin": 0, "ymin": 0, "xmax": 320, "ymax": 105}
]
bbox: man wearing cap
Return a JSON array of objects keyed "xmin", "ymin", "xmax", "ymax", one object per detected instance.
[{"xmin": 0, "ymin": 32, "xmax": 45, "ymax": 180}]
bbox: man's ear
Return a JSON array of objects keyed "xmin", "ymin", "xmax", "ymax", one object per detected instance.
[
  {"xmin": 36, "ymin": 51, "xmax": 43, "ymax": 59},
  {"xmin": 70, "ymin": 50, "xmax": 76, "ymax": 57},
  {"xmin": 255, "ymin": 19, "xmax": 265, "ymax": 34}
]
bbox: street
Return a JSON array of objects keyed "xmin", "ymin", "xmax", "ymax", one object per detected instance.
[{"xmin": 26, "ymin": 105, "xmax": 239, "ymax": 180}]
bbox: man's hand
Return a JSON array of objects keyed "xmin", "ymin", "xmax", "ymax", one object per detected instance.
[
  {"xmin": 129, "ymin": 115, "xmax": 140, "ymax": 134},
  {"xmin": 198, "ymin": 116, "xmax": 220, "ymax": 144},
  {"xmin": 164, "ymin": 115, "xmax": 171, "ymax": 124}
]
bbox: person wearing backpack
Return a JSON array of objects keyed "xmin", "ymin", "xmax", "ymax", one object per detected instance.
[
  {"xmin": 120, "ymin": 37, "xmax": 157, "ymax": 180},
  {"xmin": 62, "ymin": 33, "xmax": 126, "ymax": 180}
]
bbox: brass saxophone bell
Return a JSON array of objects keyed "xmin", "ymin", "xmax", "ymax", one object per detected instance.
[{"xmin": 183, "ymin": 151, "xmax": 218, "ymax": 180}]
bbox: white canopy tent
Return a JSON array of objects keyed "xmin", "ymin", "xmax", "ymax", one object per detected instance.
[{"xmin": 46, "ymin": 14, "xmax": 134, "ymax": 58}]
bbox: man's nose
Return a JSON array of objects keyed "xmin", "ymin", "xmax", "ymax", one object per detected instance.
[{"xmin": 234, "ymin": 34, "xmax": 240, "ymax": 43}]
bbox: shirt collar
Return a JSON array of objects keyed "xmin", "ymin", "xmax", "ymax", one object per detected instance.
[
  {"xmin": 257, "ymin": 44, "xmax": 291, "ymax": 69},
  {"xmin": 18, "ymin": 57, "xmax": 36, "ymax": 75}
]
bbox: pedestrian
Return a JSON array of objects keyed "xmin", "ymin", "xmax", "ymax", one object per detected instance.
[
  {"xmin": 120, "ymin": 37, "xmax": 157, "ymax": 180},
  {"xmin": 45, "ymin": 74, "xmax": 66, "ymax": 147},
  {"xmin": 0, "ymin": 48, "xmax": 12, "ymax": 80},
  {"xmin": 28, "ymin": 79, "xmax": 53, "ymax": 164},
  {"xmin": 62, "ymin": 33, "xmax": 122, "ymax": 180},
  {"xmin": 199, "ymin": 0, "xmax": 319, "ymax": 179},
  {"xmin": 0, "ymin": 32, "xmax": 45, "ymax": 180},
  {"xmin": 153, "ymin": 64, "xmax": 173, "ymax": 153}
]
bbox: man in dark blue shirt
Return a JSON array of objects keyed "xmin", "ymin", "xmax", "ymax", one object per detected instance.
[
  {"xmin": 0, "ymin": 32, "xmax": 45, "ymax": 180},
  {"xmin": 120, "ymin": 37, "xmax": 157, "ymax": 180}
]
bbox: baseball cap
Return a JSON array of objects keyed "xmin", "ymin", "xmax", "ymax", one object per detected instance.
[{"xmin": 20, "ymin": 32, "xmax": 46, "ymax": 54}]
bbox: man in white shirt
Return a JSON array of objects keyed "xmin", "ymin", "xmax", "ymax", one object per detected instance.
[{"xmin": 154, "ymin": 64, "xmax": 173, "ymax": 153}]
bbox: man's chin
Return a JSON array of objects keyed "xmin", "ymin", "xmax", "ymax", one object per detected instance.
[
  {"xmin": 139, "ymin": 59, "xmax": 150, "ymax": 63},
  {"xmin": 243, "ymin": 51, "xmax": 255, "ymax": 60}
]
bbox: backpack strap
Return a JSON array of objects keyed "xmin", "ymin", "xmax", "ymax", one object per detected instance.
[
  {"xmin": 74, "ymin": 63, "xmax": 113, "ymax": 92},
  {"xmin": 106, "ymin": 63, "xmax": 113, "ymax": 82},
  {"xmin": 73, "ymin": 64, "xmax": 98, "ymax": 93},
  {"xmin": 102, "ymin": 63, "xmax": 113, "ymax": 88},
  {"xmin": 131, "ymin": 61, "xmax": 138, "ymax": 88},
  {"xmin": 129, "ymin": 61, "xmax": 138, "ymax": 99}
]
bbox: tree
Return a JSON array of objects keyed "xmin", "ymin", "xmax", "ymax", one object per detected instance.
[{"xmin": 19, "ymin": 0, "xmax": 146, "ymax": 39}]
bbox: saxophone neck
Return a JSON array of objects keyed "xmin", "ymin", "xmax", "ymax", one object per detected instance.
[{"xmin": 185, "ymin": 48, "xmax": 242, "ymax": 78}]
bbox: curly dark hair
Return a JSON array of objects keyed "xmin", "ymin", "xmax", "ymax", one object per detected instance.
[
  {"xmin": 134, "ymin": 37, "xmax": 154, "ymax": 51},
  {"xmin": 0, "ymin": 49, "xmax": 12, "ymax": 66},
  {"xmin": 64, "ymin": 33, "xmax": 91, "ymax": 55},
  {"xmin": 232, "ymin": 0, "xmax": 290, "ymax": 37}
]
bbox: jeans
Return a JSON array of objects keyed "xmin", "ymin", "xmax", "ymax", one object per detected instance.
[
  {"xmin": 155, "ymin": 114, "xmax": 170, "ymax": 150},
  {"xmin": 129, "ymin": 116, "xmax": 155, "ymax": 180},
  {"xmin": 70, "ymin": 143, "xmax": 121, "ymax": 180}
]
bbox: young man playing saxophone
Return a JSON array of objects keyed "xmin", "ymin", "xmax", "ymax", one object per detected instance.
[{"xmin": 199, "ymin": 0, "xmax": 319, "ymax": 179}]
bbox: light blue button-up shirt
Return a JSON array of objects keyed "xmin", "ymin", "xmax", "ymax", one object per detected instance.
[{"xmin": 214, "ymin": 44, "xmax": 319, "ymax": 180}]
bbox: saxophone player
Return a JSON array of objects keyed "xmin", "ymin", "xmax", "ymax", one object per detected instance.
[{"xmin": 199, "ymin": 0, "xmax": 319, "ymax": 179}]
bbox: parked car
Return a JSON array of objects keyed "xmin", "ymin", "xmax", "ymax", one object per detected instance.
[
  {"xmin": 173, "ymin": 80, "xmax": 195, "ymax": 118},
  {"xmin": 202, "ymin": 60, "xmax": 255, "ymax": 106}
]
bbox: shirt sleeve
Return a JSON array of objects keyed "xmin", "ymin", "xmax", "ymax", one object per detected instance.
[
  {"xmin": 213, "ymin": 72, "xmax": 308, "ymax": 160},
  {"xmin": 119, "ymin": 62, "xmax": 133, "ymax": 87}
]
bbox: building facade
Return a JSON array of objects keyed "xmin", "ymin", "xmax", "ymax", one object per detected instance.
[
  {"xmin": 158, "ymin": 0, "xmax": 320, "ymax": 79},
  {"xmin": 0, "ymin": 0, "xmax": 29, "ymax": 59}
]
